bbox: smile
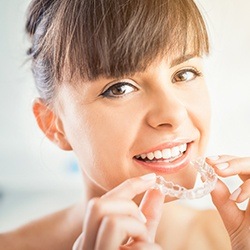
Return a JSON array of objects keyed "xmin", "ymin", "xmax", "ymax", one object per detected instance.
[
  {"xmin": 133, "ymin": 142, "xmax": 192, "ymax": 174},
  {"xmin": 135, "ymin": 143, "xmax": 187, "ymax": 162}
]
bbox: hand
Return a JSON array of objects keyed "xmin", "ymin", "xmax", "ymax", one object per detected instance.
[
  {"xmin": 73, "ymin": 173, "xmax": 165, "ymax": 250},
  {"xmin": 206, "ymin": 155, "xmax": 250, "ymax": 250}
]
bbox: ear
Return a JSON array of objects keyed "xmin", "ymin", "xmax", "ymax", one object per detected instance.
[{"xmin": 32, "ymin": 98, "xmax": 72, "ymax": 151}]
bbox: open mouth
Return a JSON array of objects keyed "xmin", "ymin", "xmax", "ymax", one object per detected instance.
[
  {"xmin": 133, "ymin": 142, "xmax": 191, "ymax": 174},
  {"xmin": 134, "ymin": 143, "xmax": 187, "ymax": 163}
]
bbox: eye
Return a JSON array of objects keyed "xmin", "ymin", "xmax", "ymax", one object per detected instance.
[
  {"xmin": 172, "ymin": 68, "xmax": 202, "ymax": 83},
  {"xmin": 101, "ymin": 82, "xmax": 138, "ymax": 98}
]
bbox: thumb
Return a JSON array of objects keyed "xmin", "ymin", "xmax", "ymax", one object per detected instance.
[
  {"xmin": 210, "ymin": 179, "xmax": 244, "ymax": 233},
  {"xmin": 139, "ymin": 188, "xmax": 165, "ymax": 242}
]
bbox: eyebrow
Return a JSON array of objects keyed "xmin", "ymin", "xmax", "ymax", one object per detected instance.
[{"xmin": 170, "ymin": 53, "xmax": 198, "ymax": 68}]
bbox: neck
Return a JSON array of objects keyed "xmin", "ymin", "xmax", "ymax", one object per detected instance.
[
  {"xmin": 80, "ymin": 171, "xmax": 145, "ymax": 206},
  {"xmin": 81, "ymin": 172, "xmax": 107, "ymax": 201}
]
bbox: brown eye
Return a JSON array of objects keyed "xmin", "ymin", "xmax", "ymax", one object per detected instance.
[
  {"xmin": 172, "ymin": 68, "xmax": 201, "ymax": 83},
  {"xmin": 101, "ymin": 82, "xmax": 138, "ymax": 98}
]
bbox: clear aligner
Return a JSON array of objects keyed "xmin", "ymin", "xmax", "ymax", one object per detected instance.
[{"xmin": 154, "ymin": 158, "xmax": 218, "ymax": 199}]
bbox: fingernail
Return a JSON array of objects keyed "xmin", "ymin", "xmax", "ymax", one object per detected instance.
[
  {"xmin": 230, "ymin": 188, "xmax": 242, "ymax": 201},
  {"xmin": 139, "ymin": 211, "xmax": 147, "ymax": 223},
  {"xmin": 215, "ymin": 162, "xmax": 229, "ymax": 170},
  {"xmin": 140, "ymin": 173, "xmax": 156, "ymax": 181},
  {"xmin": 207, "ymin": 155, "xmax": 220, "ymax": 161}
]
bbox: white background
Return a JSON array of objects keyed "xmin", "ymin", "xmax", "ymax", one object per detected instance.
[{"xmin": 0, "ymin": 0, "xmax": 250, "ymax": 231}]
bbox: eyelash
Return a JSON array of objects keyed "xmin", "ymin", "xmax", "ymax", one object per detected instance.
[
  {"xmin": 100, "ymin": 68, "xmax": 202, "ymax": 98},
  {"xmin": 172, "ymin": 68, "xmax": 202, "ymax": 83},
  {"xmin": 100, "ymin": 82, "xmax": 138, "ymax": 98}
]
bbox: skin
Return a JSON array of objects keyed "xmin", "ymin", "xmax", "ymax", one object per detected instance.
[
  {"xmin": 0, "ymin": 56, "xmax": 249, "ymax": 249},
  {"xmin": 53, "ymin": 56, "xmax": 211, "ymax": 199}
]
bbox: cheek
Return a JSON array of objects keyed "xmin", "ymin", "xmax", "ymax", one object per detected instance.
[
  {"xmin": 65, "ymin": 105, "xmax": 141, "ymax": 188},
  {"xmin": 190, "ymin": 87, "xmax": 211, "ymax": 152}
]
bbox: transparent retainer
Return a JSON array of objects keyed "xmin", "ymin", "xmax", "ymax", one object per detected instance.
[{"xmin": 154, "ymin": 157, "xmax": 218, "ymax": 199}]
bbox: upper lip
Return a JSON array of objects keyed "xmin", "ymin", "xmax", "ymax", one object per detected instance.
[{"xmin": 134, "ymin": 139, "xmax": 193, "ymax": 156}]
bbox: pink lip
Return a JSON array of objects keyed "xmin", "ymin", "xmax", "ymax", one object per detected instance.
[{"xmin": 133, "ymin": 142, "xmax": 193, "ymax": 174}]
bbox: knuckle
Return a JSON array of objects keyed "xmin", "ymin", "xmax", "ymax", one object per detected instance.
[
  {"xmin": 102, "ymin": 215, "xmax": 119, "ymax": 231},
  {"xmin": 124, "ymin": 178, "xmax": 139, "ymax": 192},
  {"xmin": 87, "ymin": 197, "xmax": 103, "ymax": 214},
  {"xmin": 130, "ymin": 242, "xmax": 162, "ymax": 250}
]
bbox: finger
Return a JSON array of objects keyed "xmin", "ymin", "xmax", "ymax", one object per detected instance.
[
  {"xmin": 95, "ymin": 215, "xmax": 148, "ymax": 250},
  {"xmin": 84, "ymin": 174, "xmax": 156, "ymax": 249},
  {"xmin": 210, "ymin": 178, "xmax": 244, "ymax": 233},
  {"xmin": 206, "ymin": 155, "xmax": 237, "ymax": 164},
  {"xmin": 83, "ymin": 198, "xmax": 147, "ymax": 250},
  {"xmin": 139, "ymin": 188, "xmax": 165, "ymax": 242},
  {"xmin": 246, "ymin": 199, "xmax": 250, "ymax": 217},
  {"xmin": 121, "ymin": 242, "xmax": 162, "ymax": 250},
  {"xmin": 72, "ymin": 233, "xmax": 84, "ymax": 250},
  {"xmin": 206, "ymin": 155, "xmax": 250, "ymax": 179},
  {"xmin": 229, "ymin": 179, "xmax": 250, "ymax": 203},
  {"xmin": 103, "ymin": 173, "xmax": 156, "ymax": 200}
]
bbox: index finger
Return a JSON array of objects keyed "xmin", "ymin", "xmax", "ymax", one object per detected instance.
[
  {"xmin": 140, "ymin": 188, "xmax": 165, "ymax": 242},
  {"xmin": 102, "ymin": 173, "xmax": 156, "ymax": 200},
  {"xmin": 207, "ymin": 155, "xmax": 250, "ymax": 179}
]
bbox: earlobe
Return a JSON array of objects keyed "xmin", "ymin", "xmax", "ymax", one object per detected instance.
[{"xmin": 32, "ymin": 98, "xmax": 72, "ymax": 151}]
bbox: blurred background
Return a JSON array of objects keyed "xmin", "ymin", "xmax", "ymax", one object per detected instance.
[{"xmin": 0, "ymin": 0, "xmax": 250, "ymax": 232}]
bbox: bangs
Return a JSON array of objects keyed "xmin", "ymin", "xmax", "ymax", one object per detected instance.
[{"xmin": 43, "ymin": 0, "xmax": 209, "ymax": 82}]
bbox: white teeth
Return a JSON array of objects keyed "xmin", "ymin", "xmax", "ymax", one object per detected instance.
[
  {"xmin": 162, "ymin": 148, "xmax": 171, "ymax": 159},
  {"xmin": 146, "ymin": 152, "xmax": 154, "ymax": 160},
  {"xmin": 171, "ymin": 146, "xmax": 180, "ymax": 157},
  {"xmin": 136, "ymin": 143, "xmax": 187, "ymax": 161},
  {"xmin": 154, "ymin": 150, "xmax": 162, "ymax": 159},
  {"xmin": 179, "ymin": 143, "xmax": 187, "ymax": 152}
]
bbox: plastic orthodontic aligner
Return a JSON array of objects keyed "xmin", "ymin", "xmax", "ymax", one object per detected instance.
[{"xmin": 154, "ymin": 157, "xmax": 218, "ymax": 199}]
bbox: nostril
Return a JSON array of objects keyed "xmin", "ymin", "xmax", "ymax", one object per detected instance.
[
  {"xmin": 146, "ymin": 109, "xmax": 188, "ymax": 131},
  {"xmin": 158, "ymin": 123, "xmax": 173, "ymax": 128}
]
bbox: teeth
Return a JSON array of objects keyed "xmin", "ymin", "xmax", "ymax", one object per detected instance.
[
  {"xmin": 154, "ymin": 150, "xmax": 162, "ymax": 159},
  {"xmin": 136, "ymin": 143, "xmax": 187, "ymax": 161},
  {"xmin": 162, "ymin": 148, "xmax": 171, "ymax": 159},
  {"xmin": 146, "ymin": 152, "xmax": 154, "ymax": 160},
  {"xmin": 171, "ymin": 146, "xmax": 180, "ymax": 157},
  {"xmin": 179, "ymin": 143, "xmax": 187, "ymax": 152}
]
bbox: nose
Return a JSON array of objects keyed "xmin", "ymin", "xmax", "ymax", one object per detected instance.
[{"xmin": 146, "ymin": 86, "xmax": 188, "ymax": 131}]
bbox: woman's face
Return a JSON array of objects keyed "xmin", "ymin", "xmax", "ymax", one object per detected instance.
[{"xmin": 56, "ymin": 56, "xmax": 211, "ymax": 193}]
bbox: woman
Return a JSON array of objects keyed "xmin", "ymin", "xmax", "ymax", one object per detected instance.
[{"xmin": 0, "ymin": 0, "xmax": 249, "ymax": 249}]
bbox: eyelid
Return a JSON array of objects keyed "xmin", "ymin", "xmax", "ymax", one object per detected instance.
[
  {"xmin": 172, "ymin": 66, "xmax": 201, "ymax": 76},
  {"xmin": 102, "ymin": 78, "xmax": 134, "ymax": 93},
  {"xmin": 100, "ymin": 79, "xmax": 139, "ymax": 98},
  {"xmin": 171, "ymin": 66, "xmax": 202, "ymax": 82},
  {"xmin": 101, "ymin": 78, "xmax": 138, "ymax": 93}
]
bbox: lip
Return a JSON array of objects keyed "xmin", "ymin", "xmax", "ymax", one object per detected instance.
[{"xmin": 133, "ymin": 141, "xmax": 193, "ymax": 174}]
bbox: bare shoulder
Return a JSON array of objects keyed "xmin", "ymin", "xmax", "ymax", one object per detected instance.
[{"xmin": 0, "ymin": 202, "xmax": 84, "ymax": 250}]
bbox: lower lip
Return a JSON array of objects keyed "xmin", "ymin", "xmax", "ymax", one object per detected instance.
[{"xmin": 133, "ymin": 143, "xmax": 192, "ymax": 174}]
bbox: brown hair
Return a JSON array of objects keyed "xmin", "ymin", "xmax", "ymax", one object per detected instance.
[{"xmin": 25, "ymin": 0, "xmax": 209, "ymax": 105}]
